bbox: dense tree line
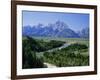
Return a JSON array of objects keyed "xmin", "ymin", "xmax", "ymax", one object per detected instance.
[
  {"xmin": 23, "ymin": 36, "xmax": 65, "ymax": 52},
  {"xmin": 22, "ymin": 36, "xmax": 44, "ymax": 69},
  {"xmin": 43, "ymin": 43, "xmax": 89, "ymax": 67},
  {"xmin": 22, "ymin": 36, "xmax": 65, "ymax": 68}
]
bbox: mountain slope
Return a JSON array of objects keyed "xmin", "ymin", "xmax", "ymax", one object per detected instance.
[
  {"xmin": 78, "ymin": 27, "xmax": 89, "ymax": 38},
  {"xmin": 22, "ymin": 21, "xmax": 80, "ymax": 38}
]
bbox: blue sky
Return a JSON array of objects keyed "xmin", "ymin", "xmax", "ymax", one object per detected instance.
[{"xmin": 22, "ymin": 11, "xmax": 89, "ymax": 32}]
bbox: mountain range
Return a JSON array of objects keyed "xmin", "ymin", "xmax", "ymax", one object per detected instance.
[
  {"xmin": 78, "ymin": 27, "xmax": 89, "ymax": 38},
  {"xmin": 22, "ymin": 21, "xmax": 89, "ymax": 38}
]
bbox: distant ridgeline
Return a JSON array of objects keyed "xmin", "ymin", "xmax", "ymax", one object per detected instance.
[{"xmin": 22, "ymin": 21, "xmax": 89, "ymax": 38}]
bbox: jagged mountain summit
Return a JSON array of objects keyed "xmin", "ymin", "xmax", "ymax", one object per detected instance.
[
  {"xmin": 78, "ymin": 27, "xmax": 89, "ymax": 38},
  {"xmin": 22, "ymin": 21, "xmax": 88, "ymax": 38}
]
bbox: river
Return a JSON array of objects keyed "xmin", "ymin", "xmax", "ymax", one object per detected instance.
[
  {"xmin": 47, "ymin": 43, "xmax": 70, "ymax": 52},
  {"xmin": 36, "ymin": 43, "xmax": 70, "ymax": 57},
  {"xmin": 36, "ymin": 43, "xmax": 71, "ymax": 67}
]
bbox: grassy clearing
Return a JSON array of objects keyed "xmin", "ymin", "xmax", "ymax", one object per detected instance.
[{"xmin": 32, "ymin": 36, "xmax": 89, "ymax": 46}]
